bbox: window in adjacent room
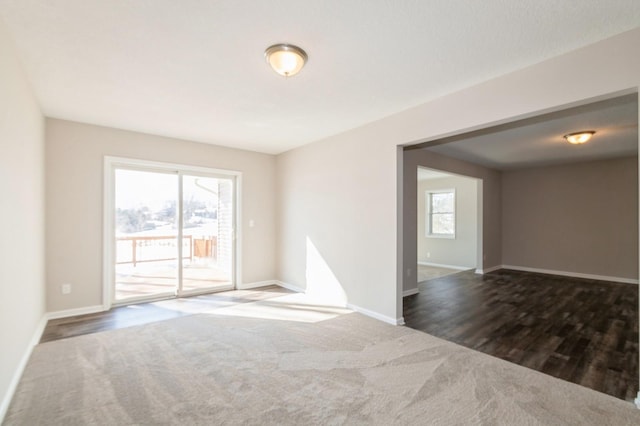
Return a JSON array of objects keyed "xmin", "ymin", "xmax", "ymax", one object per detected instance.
[{"xmin": 426, "ymin": 189, "xmax": 455, "ymax": 238}]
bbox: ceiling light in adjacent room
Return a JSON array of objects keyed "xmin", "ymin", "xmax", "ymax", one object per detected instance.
[
  {"xmin": 563, "ymin": 131, "xmax": 595, "ymax": 144},
  {"xmin": 265, "ymin": 44, "xmax": 307, "ymax": 77}
]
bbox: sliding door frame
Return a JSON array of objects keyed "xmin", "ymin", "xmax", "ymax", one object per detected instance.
[{"xmin": 103, "ymin": 156, "xmax": 242, "ymax": 310}]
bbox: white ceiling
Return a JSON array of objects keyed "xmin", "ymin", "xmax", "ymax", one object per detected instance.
[
  {"xmin": 423, "ymin": 94, "xmax": 638, "ymax": 170},
  {"xmin": 1, "ymin": 1, "xmax": 639, "ymax": 154}
]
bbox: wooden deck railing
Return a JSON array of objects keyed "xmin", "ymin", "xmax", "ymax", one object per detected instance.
[
  {"xmin": 116, "ymin": 235, "xmax": 192, "ymax": 266},
  {"xmin": 116, "ymin": 235, "xmax": 218, "ymax": 266}
]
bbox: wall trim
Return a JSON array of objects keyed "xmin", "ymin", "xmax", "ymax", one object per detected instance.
[
  {"xmin": 273, "ymin": 281, "xmax": 404, "ymax": 325},
  {"xmin": 237, "ymin": 280, "xmax": 279, "ymax": 290},
  {"xmin": 274, "ymin": 280, "xmax": 306, "ymax": 293},
  {"xmin": 0, "ymin": 314, "xmax": 47, "ymax": 422},
  {"xmin": 418, "ymin": 261, "xmax": 471, "ymax": 270},
  {"xmin": 403, "ymin": 288, "xmax": 419, "ymax": 297},
  {"xmin": 46, "ymin": 305, "xmax": 106, "ymax": 320},
  {"xmin": 476, "ymin": 265, "xmax": 502, "ymax": 274},
  {"xmin": 346, "ymin": 303, "xmax": 405, "ymax": 326},
  {"xmin": 635, "ymin": 391, "xmax": 640, "ymax": 409},
  {"xmin": 501, "ymin": 265, "xmax": 639, "ymax": 285}
]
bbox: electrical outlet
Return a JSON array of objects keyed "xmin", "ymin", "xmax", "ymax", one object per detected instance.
[
  {"xmin": 427, "ymin": 252, "xmax": 431, "ymax": 258},
  {"xmin": 406, "ymin": 268, "xmax": 411, "ymax": 277},
  {"xmin": 61, "ymin": 283, "xmax": 71, "ymax": 294}
]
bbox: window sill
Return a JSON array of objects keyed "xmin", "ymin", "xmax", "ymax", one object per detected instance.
[{"xmin": 426, "ymin": 234, "xmax": 455, "ymax": 239}]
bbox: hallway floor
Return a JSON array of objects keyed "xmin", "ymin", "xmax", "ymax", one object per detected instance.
[
  {"xmin": 417, "ymin": 264, "xmax": 464, "ymax": 282},
  {"xmin": 403, "ymin": 269, "xmax": 639, "ymax": 401}
]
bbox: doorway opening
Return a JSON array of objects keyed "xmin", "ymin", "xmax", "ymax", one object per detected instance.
[
  {"xmin": 400, "ymin": 92, "xmax": 639, "ymax": 401},
  {"xmin": 104, "ymin": 157, "xmax": 239, "ymax": 307},
  {"xmin": 416, "ymin": 167, "xmax": 480, "ymax": 285}
]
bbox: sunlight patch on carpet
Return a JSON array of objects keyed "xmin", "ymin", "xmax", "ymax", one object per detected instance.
[{"xmin": 210, "ymin": 293, "xmax": 353, "ymax": 323}]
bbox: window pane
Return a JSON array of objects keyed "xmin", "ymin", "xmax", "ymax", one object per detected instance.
[
  {"xmin": 432, "ymin": 213, "xmax": 454, "ymax": 235},
  {"xmin": 114, "ymin": 169, "xmax": 178, "ymax": 302},
  {"xmin": 431, "ymin": 192, "xmax": 454, "ymax": 213},
  {"xmin": 181, "ymin": 175, "xmax": 233, "ymax": 293}
]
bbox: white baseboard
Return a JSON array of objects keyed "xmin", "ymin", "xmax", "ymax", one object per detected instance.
[
  {"xmin": 275, "ymin": 280, "xmax": 306, "ymax": 293},
  {"xmin": 403, "ymin": 288, "xmax": 419, "ymax": 297},
  {"xmin": 0, "ymin": 314, "xmax": 47, "ymax": 422},
  {"xmin": 501, "ymin": 265, "xmax": 639, "ymax": 285},
  {"xmin": 273, "ymin": 281, "xmax": 403, "ymax": 325},
  {"xmin": 418, "ymin": 261, "xmax": 471, "ymax": 270},
  {"xmin": 237, "ymin": 280, "xmax": 279, "ymax": 290},
  {"xmin": 635, "ymin": 391, "xmax": 640, "ymax": 409},
  {"xmin": 346, "ymin": 303, "xmax": 404, "ymax": 326},
  {"xmin": 46, "ymin": 304, "xmax": 106, "ymax": 320},
  {"xmin": 476, "ymin": 265, "xmax": 502, "ymax": 274}
]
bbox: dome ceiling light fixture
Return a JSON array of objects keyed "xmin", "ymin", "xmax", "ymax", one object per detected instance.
[
  {"xmin": 563, "ymin": 130, "xmax": 596, "ymax": 144},
  {"xmin": 264, "ymin": 43, "xmax": 308, "ymax": 77}
]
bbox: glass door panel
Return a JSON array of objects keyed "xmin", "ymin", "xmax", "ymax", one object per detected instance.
[
  {"xmin": 114, "ymin": 169, "xmax": 178, "ymax": 302},
  {"xmin": 181, "ymin": 175, "xmax": 234, "ymax": 294}
]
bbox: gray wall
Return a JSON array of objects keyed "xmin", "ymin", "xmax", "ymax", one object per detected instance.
[
  {"xmin": 417, "ymin": 175, "xmax": 478, "ymax": 268},
  {"xmin": 0, "ymin": 20, "xmax": 45, "ymax": 417},
  {"xmin": 46, "ymin": 119, "xmax": 277, "ymax": 313},
  {"xmin": 502, "ymin": 156, "xmax": 638, "ymax": 279}
]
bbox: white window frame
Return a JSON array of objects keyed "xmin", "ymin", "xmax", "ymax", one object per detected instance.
[
  {"xmin": 426, "ymin": 188, "xmax": 456, "ymax": 239},
  {"xmin": 103, "ymin": 156, "xmax": 242, "ymax": 310}
]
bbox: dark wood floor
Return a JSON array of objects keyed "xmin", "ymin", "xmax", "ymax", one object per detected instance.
[
  {"xmin": 41, "ymin": 286, "xmax": 291, "ymax": 343},
  {"xmin": 403, "ymin": 269, "xmax": 639, "ymax": 401}
]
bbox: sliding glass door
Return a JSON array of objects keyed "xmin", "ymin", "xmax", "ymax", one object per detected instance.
[
  {"xmin": 181, "ymin": 175, "xmax": 234, "ymax": 293},
  {"xmin": 115, "ymin": 169, "xmax": 179, "ymax": 301},
  {"xmin": 108, "ymin": 159, "xmax": 236, "ymax": 305}
]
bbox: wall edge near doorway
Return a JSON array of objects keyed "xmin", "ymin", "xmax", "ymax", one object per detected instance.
[
  {"xmin": 418, "ymin": 261, "xmax": 471, "ymax": 270},
  {"xmin": 47, "ymin": 305, "xmax": 106, "ymax": 320},
  {"xmin": 476, "ymin": 265, "xmax": 502, "ymax": 274},
  {"xmin": 402, "ymin": 288, "xmax": 419, "ymax": 297},
  {"xmin": 347, "ymin": 303, "xmax": 405, "ymax": 326},
  {"xmin": 237, "ymin": 280, "xmax": 280, "ymax": 290}
]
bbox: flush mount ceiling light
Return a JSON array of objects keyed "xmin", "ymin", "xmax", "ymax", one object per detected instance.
[
  {"xmin": 563, "ymin": 131, "xmax": 596, "ymax": 144},
  {"xmin": 264, "ymin": 43, "xmax": 307, "ymax": 77}
]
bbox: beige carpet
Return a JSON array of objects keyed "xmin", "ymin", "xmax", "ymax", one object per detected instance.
[{"xmin": 5, "ymin": 296, "xmax": 640, "ymax": 425}]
